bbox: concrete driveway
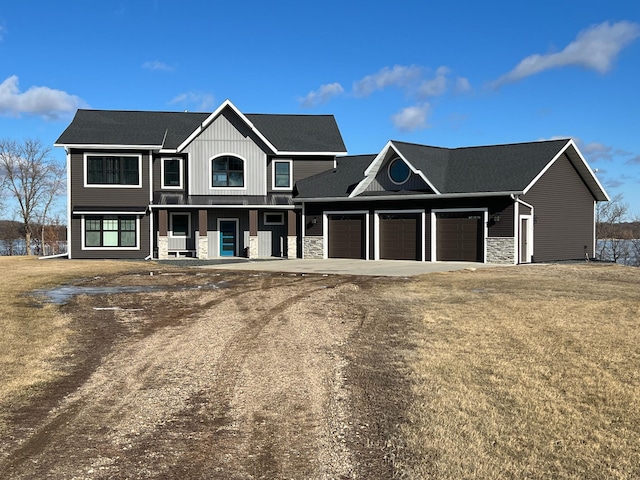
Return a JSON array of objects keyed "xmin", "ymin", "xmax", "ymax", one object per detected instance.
[{"xmin": 197, "ymin": 258, "xmax": 504, "ymax": 277}]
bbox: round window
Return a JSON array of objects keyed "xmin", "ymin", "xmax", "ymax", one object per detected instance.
[{"xmin": 388, "ymin": 158, "xmax": 410, "ymax": 185}]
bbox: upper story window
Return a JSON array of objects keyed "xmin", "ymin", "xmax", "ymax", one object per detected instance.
[
  {"xmin": 211, "ymin": 155, "xmax": 244, "ymax": 188},
  {"xmin": 272, "ymin": 159, "xmax": 292, "ymax": 190},
  {"xmin": 85, "ymin": 154, "xmax": 141, "ymax": 187},
  {"xmin": 162, "ymin": 158, "xmax": 183, "ymax": 189}
]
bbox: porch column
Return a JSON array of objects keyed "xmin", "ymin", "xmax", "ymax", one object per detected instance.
[
  {"xmin": 249, "ymin": 209, "xmax": 259, "ymax": 258},
  {"xmin": 158, "ymin": 210, "xmax": 168, "ymax": 259},
  {"xmin": 198, "ymin": 210, "xmax": 208, "ymax": 259},
  {"xmin": 287, "ymin": 210, "xmax": 298, "ymax": 258}
]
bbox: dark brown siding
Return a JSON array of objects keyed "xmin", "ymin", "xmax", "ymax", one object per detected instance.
[
  {"xmin": 268, "ymin": 156, "xmax": 334, "ymax": 192},
  {"xmin": 70, "ymin": 214, "xmax": 151, "ymax": 259},
  {"xmin": 523, "ymin": 153, "xmax": 595, "ymax": 262},
  {"xmin": 153, "ymin": 154, "xmax": 188, "ymax": 193},
  {"xmin": 70, "ymin": 149, "xmax": 151, "ymax": 208}
]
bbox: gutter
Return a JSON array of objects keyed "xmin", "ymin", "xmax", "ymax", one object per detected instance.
[{"xmin": 295, "ymin": 191, "xmax": 522, "ymax": 203}]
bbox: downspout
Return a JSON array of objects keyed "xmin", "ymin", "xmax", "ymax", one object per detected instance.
[
  {"xmin": 149, "ymin": 149, "xmax": 154, "ymax": 259},
  {"xmin": 66, "ymin": 147, "xmax": 72, "ymax": 259}
]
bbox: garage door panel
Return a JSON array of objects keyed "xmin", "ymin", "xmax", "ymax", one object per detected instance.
[
  {"xmin": 379, "ymin": 214, "xmax": 419, "ymax": 260},
  {"xmin": 328, "ymin": 215, "xmax": 364, "ymax": 259},
  {"xmin": 436, "ymin": 215, "xmax": 483, "ymax": 262}
]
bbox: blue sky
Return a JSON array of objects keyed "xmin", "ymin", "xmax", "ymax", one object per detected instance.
[{"xmin": 1, "ymin": 1, "xmax": 640, "ymax": 215}]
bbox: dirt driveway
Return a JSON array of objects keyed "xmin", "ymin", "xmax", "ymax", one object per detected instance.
[{"xmin": 2, "ymin": 268, "xmax": 416, "ymax": 479}]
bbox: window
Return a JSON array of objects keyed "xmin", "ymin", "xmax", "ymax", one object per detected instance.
[
  {"xmin": 388, "ymin": 157, "xmax": 410, "ymax": 185},
  {"xmin": 162, "ymin": 158, "xmax": 183, "ymax": 189},
  {"xmin": 170, "ymin": 213, "xmax": 190, "ymax": 237},
  {"xmin": 272, "ymin": 160, "xmax": 292, "ymax": 190},
  {"xmin": 84, "ymin": 215, "xmax": 137, "ymax": 248},
  {"xmin": 212, "ymin": 155, "xmax": 244, "ymax": 188},
  {"xmin": 86, "ymin": 155, "xmax": 141, "ymax": 186},
  {"xmin": 264, "ymin": 212, "xmax": 284, "ymax": 225}
]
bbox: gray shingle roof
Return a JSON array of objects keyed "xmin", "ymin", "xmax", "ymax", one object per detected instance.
[
  {"xmin": 246, "ymin": 114, "xmax": 346, "ymax": 153},
  {"xmin": 56, "ymin": 108, "xmax": 347, "ymax": 153},
  {"xmin": 294, "ymin": 139, "xmax": 602, "ymax": 199},
  {"xmin": 294, "ymin": 155, "xmax": 375, "ymax": 198}
]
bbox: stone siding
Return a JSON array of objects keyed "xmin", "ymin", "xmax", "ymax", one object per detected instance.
[
  {"xmin": 198, "ymin": 237, "xmax": 209, "ymax": 259},
  {"xmin": 157, "ymin": 236, "xmax": 168, "ymax": 259},
  {"xmin": 486, "ymin": 237, "xmax": 514, "ymax": 264},
  {"xmin": 287, "ymin": 236, "xmax": 298, "ymax": 258},
  {"xmin": 249, "ymin": 236, "xmax": 259, "ymax": 258},
  {"xmin": 303, "ymin": 237, "xmax": 323, "ymax": 259}
]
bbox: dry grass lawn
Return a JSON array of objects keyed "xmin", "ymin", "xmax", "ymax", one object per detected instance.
[
  {"xmin": 0, "ymin": 257, "xmax": 148, "ymax": 429},
  {"xmin": 398, "ymin": 263, "xmax": 640, "ymax": 479}
]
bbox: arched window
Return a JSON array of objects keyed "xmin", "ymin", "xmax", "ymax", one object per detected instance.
[{"xmin": 212, "ymin": 155, "xmax": 244, "ymax": 187}]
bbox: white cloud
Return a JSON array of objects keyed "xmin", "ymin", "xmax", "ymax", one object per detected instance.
[
  {"xmin": 353, "ymin": 65, "xmax": 422, "ymax": 97},
  {"xmin": 455, "ymin": 77, "xmax": 471, "ymax": 93},
  {"xmin": 300, "ymin": 82, "xmax": 344, "ymax": 108},
  {"xmin": 492, "ymin": 21, "xmax": 640, "ymax": 87},
  {"xmin": 417, "ymin": 66, "xmax": 450, "ymax": 98},
  {"xmin": 0, "ymin": 75, "xmax": 86, "ymax": 119},
  {"xmin": 391, "ymin": 104, "xmax": 430, "ymax": 131},
  {"xmin": 169, "ymin": 91, "xmax": 215, "ymax": 111},
  {"xmin": 142, "ymin": 60, "xmax": 173, "ymax": 72}
]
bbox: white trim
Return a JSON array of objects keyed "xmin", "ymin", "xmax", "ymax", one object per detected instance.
[
  {"xmin": 149, "ymin": 150, "xmax": 153, "ymax": 203},
  {"xmin": 149, "ymin": 204, "xmax": 295, "ymax": 210},
  {"xmin": 349, "ymin": 141, "xmax": 440, "ymax": 198},
  {"xmin": 263, "ymin": 212, "xmax": 285, "ymax": 225},
  {"xmin": 169, "ymin": 212, "xmax": 191, "ymax": 238},
  {"xmin": 66, "ymin": 148, "xmax": 72, "ymax": 259},
  {"xmin": 522, "ymin": 139, "xmax": 609, "ymax": 201},
  {"xmin": 374, "ymin": 209, "xmax": 425, "ymax": 261},
  {"xmin": 301, "ymin": 202, "xmax": 306, "ymax": 258},
  {"xmin": 55, "ymin": 143, "xmax": 161, "ymax": 149},
  {"xmin": 83, "ymin": 152, "xmax": 143, "ymax": 188},
  {"xmin": 74, "ymin": 210, "xmax": 147, "ymax": 215},
  {"xmin": 513, "ymin": 200, "xmax": 519, "ymax": 265},
  {"xmin": 161, "ymin": 157, "xmax": 184, "ymax": 190},
  {"xmin": 322, "ymin": 210, "xmax": 370, "ymax": 260},
  {"xmin": 81, "ymin": 214, "xmax": 141, "ymax": 251},
  {"xmin": 431, "ymin": 208, "xmax": 488, "ymax": 263},
  {"xmin": 272, "ymin": 159, "xmax": 293, "ymax": 191},
  {"xmin": 296, "ymin": 190, "xmax": 521, "ymax": 203},
  {"xmin": 209, "ymin": 153, "xmax": 247, "ymax": 191},
  {"xmin": 217, "ymin": 217, "xmax": 240, "ymax": 257},
  {"xmin": 178, "ymin": 99, "xmax": 278, "ymax": 154}
]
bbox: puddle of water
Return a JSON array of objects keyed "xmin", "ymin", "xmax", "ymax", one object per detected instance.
[{"xmin": 30, "ymin": 281, "xmax": 230, "ymax": 306}]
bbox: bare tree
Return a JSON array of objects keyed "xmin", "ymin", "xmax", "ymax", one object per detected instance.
[
  {"xmin": 596, "ymin": 194, "xmax": 630, "ymax": 264},
  {"xmin": 0, "ymin": 139, "xmax": 65, "ymax": 256}
]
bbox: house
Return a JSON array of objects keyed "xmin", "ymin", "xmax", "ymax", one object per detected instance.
[{"xmin": 55, "ymin": 99, "xmax": 608, "ymax": 264}]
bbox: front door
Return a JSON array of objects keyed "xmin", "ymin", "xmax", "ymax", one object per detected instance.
[{"xmin": 219, "ymin": 220, "xmax": 237, "ymax": 257}]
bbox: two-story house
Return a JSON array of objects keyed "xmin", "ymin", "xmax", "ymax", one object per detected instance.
[
  {"xmin": 56, "ymin": 99, "xmax": 608, "ymax": 264},
  {"xmin": 55, "ymin": 100, "xmax": 346, "ymax": 260}
]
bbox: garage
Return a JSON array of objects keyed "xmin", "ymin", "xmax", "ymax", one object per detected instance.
[
  {"xmin": 436, "ymin": 212, "xmax": 483, "ymax": 262},
  {"xmin": 379, "ymin": 213, "xmax": 421, "ymax": 260},
  {"xmin": 328, "ymin": 214, "xmax": 365, "ymax": 259}
]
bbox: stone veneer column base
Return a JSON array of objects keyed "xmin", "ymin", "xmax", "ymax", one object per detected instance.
[
  {"xmin": 486, "ymin": 237, "xmax": 515, "ymax": 264},
  {"xmin": 303, "ymin": 237, "xmax": 324, "ymax": 259},
  {"xmin": 198, "ymin": 237, "xmax": 209, "ymax": 259},
  {"xmin": 287, "ymin": 236, "xmax": 298, "ymax": 258},
  {"xmin": 157, "ymin": 236, "xmax": 168, "ymax": 259},
  {"xmin": 249, "ymin": 235, "xmax": 259, "ymax": 258}
]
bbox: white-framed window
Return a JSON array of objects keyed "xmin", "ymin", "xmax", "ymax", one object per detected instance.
[
  {"xmin": 169, "ymin": 212, "xmax": 191, "ymax": 238},
  {"xmin": 84, "ymin": 153, "xmax": 142, "ymax": 188},
  {"xmin": 161, "ymin": 157, "xmax": 183, "ymax": 189},
  {"xmin": 264, "ymin": 212, "xmax": 285, "ymax": 225},
  {"xmin": 82, "ymin": 215, "xmax": 140, "ymax": 250},
  {"xmin": 272, "ymin": 159, "xmax": 292, "ymax": 190},
  {"xmin": 210, "ymin": 155, "xmax": 246, "ymax": 188}
]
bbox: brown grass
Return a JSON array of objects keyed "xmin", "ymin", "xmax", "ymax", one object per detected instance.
[
  {"xmin": 397, "ymin": 264, "xmax": 640, "ymax": 479},
  {"xmin": 0, "ymin": 257, "xmax": 150, "ymax": 424}
]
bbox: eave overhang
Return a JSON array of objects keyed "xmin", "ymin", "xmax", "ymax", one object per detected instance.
[{"xmin": 294, "ymin": 190, "xmax": 521, "ymax": 203}]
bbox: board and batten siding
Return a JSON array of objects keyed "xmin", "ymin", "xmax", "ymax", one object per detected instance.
[
  {"xmin": 184, "ymin": 110, "xmax": 269, "ymax": 196},
  {"xmin": 523, "ymin": 153, "xmax": 596, "ymax": 262},
  {"xmin": 70, "ymin": 149, "xmax": 151, "ymax": 208}
]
